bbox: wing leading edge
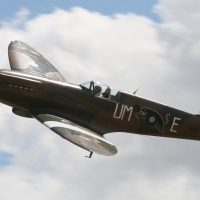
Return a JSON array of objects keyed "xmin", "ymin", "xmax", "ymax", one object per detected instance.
[
  {"xmin": 30, "ymin": 109, "xmax": 117, "ymax": 156},
  {"xmin": 8, "ymin": 41, "xmax": 66, "ymax": 82}
]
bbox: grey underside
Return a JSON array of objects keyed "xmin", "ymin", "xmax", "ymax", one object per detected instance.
[{"xmin": 29, "ymin": 110, "xmax": 117, "ymax": 156}]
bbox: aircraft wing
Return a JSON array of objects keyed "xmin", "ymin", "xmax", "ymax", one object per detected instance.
[
  {"xmin": 30, "ymin": 109, "xmax": 117, "ymax": 156},
  {"xmin": 8, "ymin": 41, "xmax": 66, "ymax": 82}
]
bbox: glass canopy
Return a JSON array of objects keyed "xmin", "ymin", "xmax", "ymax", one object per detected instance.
[{"xmin": 80, "ymin": 81, "xmax": 121, "ymax": 102}]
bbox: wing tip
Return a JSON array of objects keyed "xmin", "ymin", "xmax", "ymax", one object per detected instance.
[{"xmin": 8, "ymin": 40, "xmax": 67, "ymax": 83}]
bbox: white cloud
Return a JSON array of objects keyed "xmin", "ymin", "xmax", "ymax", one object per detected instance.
[
  {"xmin": 1, "ymin": 1, "xmax": 200, "ymax": 199},
  {"xmin": 1, "ymin": 7, "xmax": 30, "ymax": 29}
]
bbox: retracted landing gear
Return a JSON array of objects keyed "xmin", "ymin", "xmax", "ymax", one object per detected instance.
[{"xmin": 85, "ymin": 151, "xmax": 93, "ymax": 158}]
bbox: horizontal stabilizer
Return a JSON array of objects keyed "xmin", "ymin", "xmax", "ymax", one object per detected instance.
[
  {"xmin": 30, "ymin": 109, "xmax": 117, "ymax": 156},
  {"xmin": 8, "ymin": 41, "xmax": 66, "ymax": 82}
]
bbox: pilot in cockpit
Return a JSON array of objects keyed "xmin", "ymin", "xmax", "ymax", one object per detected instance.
[{"xmin": 94, "ymin": 85, "xmax": 102, "ymax": 97}]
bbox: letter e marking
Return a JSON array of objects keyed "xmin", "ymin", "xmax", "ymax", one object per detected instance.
[{"xmin": 170, "ymin": 117, "xmax": 181, "ymax": 133}]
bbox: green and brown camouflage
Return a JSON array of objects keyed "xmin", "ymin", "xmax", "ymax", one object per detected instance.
[{"xmin": 0, "ymin": 40, "xmax": 199, "ymax": 157}]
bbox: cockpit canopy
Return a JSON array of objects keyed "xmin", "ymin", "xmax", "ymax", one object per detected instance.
[{"xmin": 80, "ymin": 81, "xmax": 121, "ymax": 102}]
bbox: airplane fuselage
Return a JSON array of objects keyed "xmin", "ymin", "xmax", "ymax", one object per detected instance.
[{"xmin": 0, "ymin": 69, "xmax": 200, "ymax": 141}]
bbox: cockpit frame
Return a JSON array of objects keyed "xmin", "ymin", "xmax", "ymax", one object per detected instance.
[{"xmin": 80, "ymin": 81, "xmax": 121, "ymax": 102}]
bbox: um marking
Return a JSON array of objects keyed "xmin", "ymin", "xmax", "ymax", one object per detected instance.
[{"xmin": 113, "ymin": 104, "xmax": 133, "ymax": 121}]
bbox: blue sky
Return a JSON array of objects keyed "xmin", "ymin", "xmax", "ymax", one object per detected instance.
[
  {"xmin": 0, "ymin": 0, "xmax": 160, "ymax": 22},
  {"xmin": 0, "ymin": 152, "xmax": 12, "ymax": 167}
]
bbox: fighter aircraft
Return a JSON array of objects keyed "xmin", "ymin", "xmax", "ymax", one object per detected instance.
[{"xmin": 1, "ymin": 41, "xmax": 200, "ymax": 158}]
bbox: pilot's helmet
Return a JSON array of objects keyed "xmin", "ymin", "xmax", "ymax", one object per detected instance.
[{"xmin": 94, "ymin": 85, "xmax": 102, "ymax": 95}]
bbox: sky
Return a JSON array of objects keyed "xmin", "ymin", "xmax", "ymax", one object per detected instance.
[
  {"xmin": 1, "ymin": 0, "xmax": 200, "ymax": 199},
  {"xmin": 0, "ymin": 0, "xmax": 159, "ymax": 22}
]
